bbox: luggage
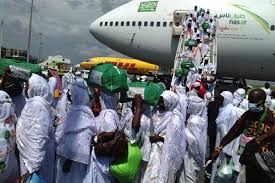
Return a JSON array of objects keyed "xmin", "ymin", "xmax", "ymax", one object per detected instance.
[
  {"xmin": 215, "ymin": 157, "xmax": 234, "ymax": 183},
  {"xmin": 128, "ymin": 82, "xmax": 164, "ymax": 106},
  {"xmin": 110, "ymin": 143, "xmax": 142, "ymax": 183},
  {"xmin": 24, "ymin": 172, "xmax": 47, "ymax": 183},
  {"xmin": 9, "ymin": 65, "xmax": 31, "ymax": 81},
  {"xmin": 181, "ymin": 60, "xmax": 194, "ymax": 70},
  {"xmin": 202, "ymin": 21, "xmax": 210, "ymax": 30},
  {"xmin": 175, "ymin": 68, "xmax": 188, "ymax": 77},
  {"xmin": 185, "ymin": 39, "xmax": 198, "ymax": 47},
  {"xmin": 88, "ymin": 64, "xmax": 128, "ymax": 93}
]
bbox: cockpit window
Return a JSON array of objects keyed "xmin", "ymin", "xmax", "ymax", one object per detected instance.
[
  {"xmin": 105, "ymin": 22, "xmax": 108, "ymax": 26},
  {"xmin": 121, "ymin": 21, "xmax": 124, "ymax": 26},
  {"xmin": 150, "ymin": 21, "xmax": 154, "ymax": 27}
]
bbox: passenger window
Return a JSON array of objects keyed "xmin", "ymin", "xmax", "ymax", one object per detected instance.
[
  {"xmin": 126, "ymin": 21, "xmax": 130, "ymax": 26},
  {"xmin": 115, "ymin": 22, "xmax": 119, "ymax": 26},
  {"xmin": 271, "ymin": 25, "xmax": 275, "ymax": 31},
  {"xmin": 132, "ymin": 21, "xmax": 136, "ymax": 26},
  {"xmin": 138, "ymin": 21, "xmax": 142, "ymax": 26},
  {"xmin": 105, "ymin": 22, "xmax": 108, "ymax": 26},
  {"xmin": 156, "ymin": 22, "xmax": 160, "ymax": 27},
  {"xmin": 163, "ymin": 22, "xmax": 167, "ymax": 27},
  {"xmin": 169, "ymin": 22, "xmax": 173, "ymax": 27},
  {"xmin": 121, "ymin": 22, "xmax": 124, "ymax": 26},
  {"xmin": 110, "ymin": 22, "xmax": 113, "ymax": 26},
  {"xmin": 100, "ymin": 22, "xmax": 103, "ymax": 26},
  {"xmin": 150, "ymin": 21, "xmax": 154, "ymax": 27},
  {"xmin": 144, "ymin": 21, "xmax": 148, "ymax": 26}
]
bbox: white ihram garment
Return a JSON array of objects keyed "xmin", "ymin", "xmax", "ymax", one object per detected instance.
[
  {"xmin": 83, "ymin": 92, "xmax": 119, "ymax": 183},
  {"xmin": 55, "ymin": 81, "xmax": 96, "ymax": 183},
  {"xmin": 16, "ymin": 74, "xmax": 55, "ymax": 183},
  {"xmin": 142, "ymin": 91, "xmax": 184, "ymax": 183},
  {"xmin": 0, "ymin": 91, "xmax": 19, "ymax": 183}
]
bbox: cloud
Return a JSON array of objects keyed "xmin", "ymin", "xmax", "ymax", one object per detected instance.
[{"xmin": 0, "ymin": 0, "xmax": 131, "ymax": 64}]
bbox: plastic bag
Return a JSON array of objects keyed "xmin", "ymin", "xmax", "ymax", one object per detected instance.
[
  {"xmin": 185, "ymin": 39, "xmax": 198, "ymax": 47},
  {"xmin": 110, "ymin": 143, "xmax": 142, "ymax": 183},
  {"xmin": 88, "ymin": 63, "xmax": 128, "ymax": 93},
  {"xmin": 24, "ymin": 172, "xmax": 46, "ymax": 183},
  {"xmin": 128, "ymin": 82, "xmax": 164, "ymax": 106},
  {"xmin": 215, "ymin": 157, "xmax": 234, "ymax": 183}
]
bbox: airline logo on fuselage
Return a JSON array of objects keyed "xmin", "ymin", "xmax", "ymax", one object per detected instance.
[
  {"xmin": 217, "ymin": 13, "xmax": 247, "ymax": 25},
  {"xmin": 138, "ymin": 1, "xmax": 158, "ymax": 12}
]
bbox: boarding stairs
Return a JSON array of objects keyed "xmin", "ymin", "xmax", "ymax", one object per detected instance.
[{"xmin": 171, "ymin": 11, "xmax": 218, "ymax": 85}]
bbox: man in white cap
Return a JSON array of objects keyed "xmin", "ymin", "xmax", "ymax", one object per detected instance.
[{"xmin": 233, "ymin": 88, "xmax": 249, "ymax": 111}]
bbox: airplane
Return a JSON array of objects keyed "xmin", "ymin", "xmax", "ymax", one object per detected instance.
[
  {"xmin": 80, "ymin": 57, "xmax": 159, "ymax": 75},
  {"xmin": 89, "ymin": 0, "xmax": 275, "ymax": 81}
]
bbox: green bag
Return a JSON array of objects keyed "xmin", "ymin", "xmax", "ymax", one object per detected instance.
[
  {"xmin": 202, "ymin": 21, "xmax": 210, "ymax": 30},
  {"xmin": 128, "ymin": 81, "xmax": 164, "ymax": 106},
  {"xmin": 200, "ymin": 8, "xmax": 205, "ymax": 13},
  {"xmin": 88, "ymin": 63, "xmax": 128, "ymax": 93},
  {"xmin": 185, "ymin": 39, "xmax": 198, "ymax": 47},
  {"xmin": 181, "ymin": 60, "xmax": 194, "ymax": 70},
  {"xmin": 175, "ymin": 68, "xmax": 188, "ymax": 77},
  {"xmin": 110, "ymin": 143, "xmax": 142, "ymax": 183}
]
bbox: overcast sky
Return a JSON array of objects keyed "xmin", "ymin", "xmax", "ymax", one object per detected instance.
[{"xmin": 0, "ymin": 0, "xmax": 130, "ymax": 64}]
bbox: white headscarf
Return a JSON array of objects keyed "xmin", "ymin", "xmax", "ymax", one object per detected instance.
[
  {"xmin": 16, "ymin": 74, "xmax": 52, "ymax": 174},
  {"xmin": 99, "ymin": 91, "xmax": 119, "ymax": 111},
  {"xmin": 220, "ymin": 91, "xmax": 234, "ymax": 107},
  {"xmin": 187, "ymin": 95, "xmax": 206, "ymax": 116},
  {"xmin": 28, "ymin": 74, "xmax": 49, "ymax": 99},
  {"xmin": 233, "ymin": 88, "xmax": 246, "ymax": 106},
  {"xmin": 161, "ymin": 91, "xmax": 179, "ymax": 111},
  {"xmin": 56, "ymin": 81, "xmax": 96, "ymax": 164},
  {"xmin": 0, "ymin": 91, "xmax": 14, "ymax": 120},
  {"xmin": 61, "ymin": 73, "xmax": 75, "ymax": 92},
  {"xmin": 71, "ymin": 81, "xmax": 90, "ymax": 106}
]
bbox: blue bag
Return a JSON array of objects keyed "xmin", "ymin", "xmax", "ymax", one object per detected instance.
[{"xmin": 25, "ymin": 172, "xmax": 47, "ymax": 183}]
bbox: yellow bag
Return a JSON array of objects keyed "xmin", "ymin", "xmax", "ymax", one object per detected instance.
[{"xmin": 54, "ymin": 89, "xmax": 60, "ymax": 98}]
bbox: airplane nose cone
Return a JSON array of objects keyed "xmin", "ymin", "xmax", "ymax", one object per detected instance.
[{"xmin": 89, "ymin": 21, "xmax": 98, "ymax": 37}]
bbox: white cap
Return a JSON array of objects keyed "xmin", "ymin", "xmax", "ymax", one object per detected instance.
[
  {"xmin": 140, "ymin": 75, "xmax": 148, "ymax": 82},
  {"xmin": 193, "ymin": 81, "xmax": 201, "ymax": 88},
  {"xmin": 75, "ymin": 71, "xmax": 82, "ymax": 76}
]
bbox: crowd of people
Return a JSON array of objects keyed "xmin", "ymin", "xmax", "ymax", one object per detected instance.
[{"xmin": 0, "ymin": 5, "xmax": 274, "ymax": 183}]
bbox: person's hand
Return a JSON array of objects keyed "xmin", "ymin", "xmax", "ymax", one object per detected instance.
[
  {"xmin": 63, "ymin": 159, "xmax": 72, "ymax": 173},
  {"xmin": 211, "ymin": 145, "xmax": 223, "ymax": 161},
  {"xmin": 149, "ymin": 134, "xmax": 164, "ymax": 143},
  {"xmin": 134, "ymin": 94, "xmax": 143, "ymax": 109}
]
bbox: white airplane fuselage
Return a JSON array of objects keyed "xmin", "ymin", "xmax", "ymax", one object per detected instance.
[{"xmin": 89, "ymin": 0, "xmax": 275, "ymax": 81}]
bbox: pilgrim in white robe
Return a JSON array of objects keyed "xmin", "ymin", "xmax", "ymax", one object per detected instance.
[
  {"xmin": 55, "ymin": 81, "xmax": 96, "ymax": 183},
  {"xmin": 142, "ymin": 91, "xmax": 184, "ymax": 183},
  {"xmin": 16, "ymin": 74, "xmax": 55, "ymax": 183},
  {"xmin": 0, "ymin": 91, "xmax": 19, "ymax": 183},
  {"xmin": 83, "ymin": 92, "xmax": 120, "ymax": 183}
]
